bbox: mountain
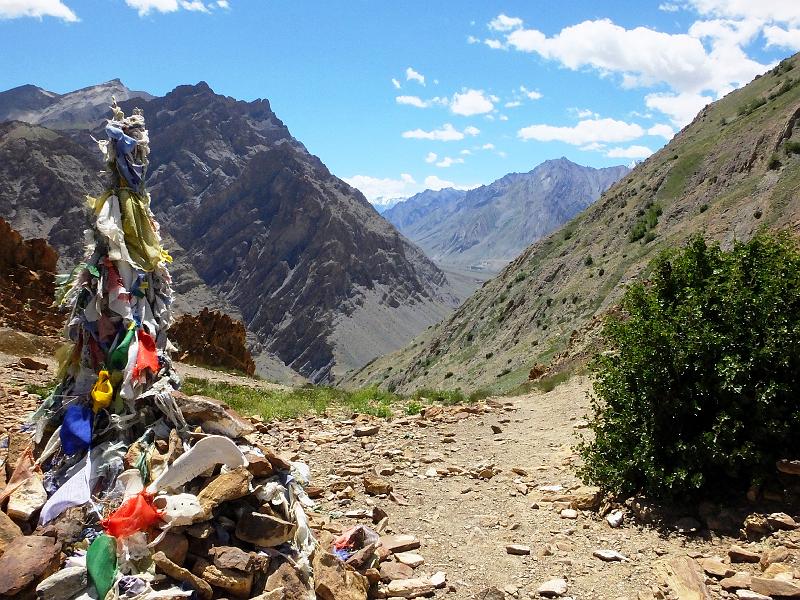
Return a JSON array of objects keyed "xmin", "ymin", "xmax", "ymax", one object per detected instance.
[
  {"xmin": 345, "ymin": 54, "xmax": 800, "ymax": 394},
  {"xmin": 383, "ymin": 159, "xmax": 629, "ymax": 273},
  {"xmin": 0, "ymin": 79, "xmax": 152, "ymax": 130},
  {"xmin": 0, "ymin": 81, "xmax": 458, "ymax": 383}
]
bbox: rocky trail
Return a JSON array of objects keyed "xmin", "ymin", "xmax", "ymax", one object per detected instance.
[{"xmin": 1, "ymin": 337, "xmax": 799, "ymax": 599}]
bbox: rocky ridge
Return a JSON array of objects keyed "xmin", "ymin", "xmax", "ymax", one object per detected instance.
[
  {"xmin": 383, "ymin": 159, "xmax": 629, "ymax": 273},
  {"xmin": 0, "ymin": 81, "xmax": 458, "ymax": 383},
  {"xmin": 347, "ymin": 54, "xmax": 800, "ymax": 394}
]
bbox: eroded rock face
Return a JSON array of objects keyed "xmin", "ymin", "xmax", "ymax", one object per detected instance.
[
  {"xmin": 0, "ymin": 218, "xmax": 64, "ymax": 337},
  {"xmin": 170, "ymin": 308, "xmax": 256, "ymax": 375}
]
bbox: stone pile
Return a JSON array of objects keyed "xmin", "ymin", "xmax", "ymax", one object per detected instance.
[{"xmin": 0, "ymin": 101, "xmax": 321, "ymax": 599}]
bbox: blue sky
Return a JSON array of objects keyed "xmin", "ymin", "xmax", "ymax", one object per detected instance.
[{"xmin": 1, "ymin": 1, "xmax": 799, "ymax": 205}]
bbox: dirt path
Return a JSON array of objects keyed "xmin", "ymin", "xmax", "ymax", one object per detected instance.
[{"xmin": 1, "ymin": 340, "xmax": 797, "ymax": 599}]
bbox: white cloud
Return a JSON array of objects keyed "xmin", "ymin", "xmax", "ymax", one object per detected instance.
[
  {"xmin": 579, "ymin": 142, "xmax": 606, "ymax": 151},
  {"xmin": 648, "ymin": 123, "xmax": 676, "ymax": 139},
  {"xmin": 645, "ymin": 92, "xmax": 712, "ymax": 127},
  {"xmin": 391, "ymin": 78, "xmax": 401, "ymax": 89},
  {"xmin": 686, "ymin": 0, "xmax": 800, "ymax": 24},
  {"xmin": 571, "ymin": 108, "xmax": 599, "ymax": 119},
  {"xmin": 518, "ymin": 118, "xmax": 644, "ymax": 145},
  {"xmin": 658, "ymin": 2, "xmax": 681, "ymax": 12},
  {"xmin": 489, "ymin": 13, "xmax": 523, "ymax": 32},
  {"xmin": 520, "ymin": 85, "xmax": 542, "ymax": 100},
  {"xmin": 499, "ymin": 114, "xmax": 509, "ymax": 121},
  {"xmin": 450, "ymin": 89, "xmax": 495, "ymax": 116},
  {"xmin": 216, "ymin": 0, "xmax": 229, "ymax": 7},
  {"xmin": 402, "ymin": 123, "xmax": 478, "ymax": 141},
  {"xmin": 764, "ymin": 25, "xmax": 800, "ymax": 50},
  {"xmin": 460, "ymin": 149, "xmax": 472, "ymax": 155},
  {"xmin": 495, "ymin": 16, "xmax": 768, "ymax": 98},
  {"xmin": 481, "ymin": 143, "xmax": 495, "ymax": 150},
  {"xmin": 484, "ymin": 39, "xmax": 504, "ymax": 49},
  {"xmin": 467, "ymin": 35, "xmax": 480, "ymax": 44},
  {"xmin": 343, "ymin": 173, "xmax": 416, "ymax": 203},
  {"xmin": 505, "ymin": 100, "xmax": 522, "ymax": 108},
  {"xmin": 406, "ymin": 67, "xmax": 426, "ymax": 86},
  {"xmin": 125, "ymin": 0, "xmax": 215, "ymax": 14},
  {"xmin": 425, "ymin": 152, "xmax": 438, "ymax": 164},
  {"xmin": 435, "ymin": 156, "xmax": 465, "ymax": 168},
  {"xmin": 396, "ymin": 95, "xmax": 428, "ymax": 108},
  {"xmin": 0, "ymin": 0, "xmax": 78, "ymax": 21},
  {"xmin": 606, "ymin": 145, "xmax": 654, "ymax": 158},
  {"xmin": 423, "ymin": 175, "xmax": 457, "ymax": 190}
]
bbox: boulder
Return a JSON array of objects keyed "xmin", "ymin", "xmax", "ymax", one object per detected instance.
[
  {"xmin": 153, "ymin": 550, "xmax": 213, "ymax": 600},
  {"xmin": 172, "ymin": 391, "xmax": 255, "ymax": 438},
  {"xmin": 35, "ymin": 566, "xmax": 88, "ymax": 600},
  {"xmin": 169, "ymin": 308, "xmax": 256, "ymax": 375},
  {"xmin": 313, "ymin": 550, "xmax": 369, "ymax": 600},
  {"xmin": 192, "ymin": 558, "xmax": 253, "ymax": 598},
  {"xmin": 196, "ymin": 465, "xmax": 252, "ymax": 517},
  {"xmin": 751, "ymin": 577, "xmax": 800, "ymax": 597},
  {"xmin": 236, "ymin": 510, "xmax": 296, "ymax": 547},
  {"xmin": 0, "ymin": 535, "xmax": 62, "ymax": 596},
  {"xmin": 0, "ymin": 510, "xmax": 23, "ymax": 556},
  {"xmin": 379, "ymin": 534, "xmax": 420, "ymax": 554}
]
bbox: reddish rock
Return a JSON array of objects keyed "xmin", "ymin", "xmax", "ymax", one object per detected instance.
[
  {"xmin": 170, "ymin": 308, "xmax": 256, "ymax": 375},
  {"xmin": 0, "ymin": 535, "xmax": 62, "ymax": 596}
]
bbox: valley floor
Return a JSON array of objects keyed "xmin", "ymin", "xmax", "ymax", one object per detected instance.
[{"xmin": 1, "ymin": 339, "xmax": 798, "ymax": 599}]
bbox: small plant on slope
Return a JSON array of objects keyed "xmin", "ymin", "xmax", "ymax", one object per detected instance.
[{"xmin": 578, "ymin": 232, "xmax": 800, "ymax": 500}]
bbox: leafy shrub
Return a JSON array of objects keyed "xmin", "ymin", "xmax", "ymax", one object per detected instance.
[
  {"xmin": 578, "ymin": 233, "xmax": 800, "ymax": 499},
  {"xmin": 737, "ymin": 97, "xmax": 767, "ymax": 116},
  {"xmin": 629, "ymin": 202, "xmax": 662, "ymax": 242},
  {"xmin": 413, "ymin": 388, "xmax": 466, "ymax": 405},
  {"xmin": 785, "ymin": 140, "xmax": 800, "ymax": 155},
  {"xmin": 584, "ymin": 255, "xmax": 594, "ymax": 266},
  {"xmin": 405, "ymin": 401, "xmax": 422, "ymax": 415},
  {"xmin": 768, "ymin": 154, "xmax": 782, "ymax": 170}
]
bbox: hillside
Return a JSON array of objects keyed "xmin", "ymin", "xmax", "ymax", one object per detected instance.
[
  {"xmin": 345, "ymin": 55, "xmax": 800, "ymax": 394},
  {"xmin": 0, "ymin": 81, "xmax": 458, "ymax": 383},
  {"xmin": 384, "ymin": 159, "xmax": 628, "ymax": 273}
]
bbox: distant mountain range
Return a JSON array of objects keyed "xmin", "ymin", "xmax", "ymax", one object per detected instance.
[
  {"xmin": 347, "ymin": 54, "xmax": 800, "ymax": 394},
  {"xmin": 383, "ymin": 159, "xmax": 629, "ymax": 272},
  {"xmin": 0, "ymin": 80, "xmax": 458, "ymax": 383}
]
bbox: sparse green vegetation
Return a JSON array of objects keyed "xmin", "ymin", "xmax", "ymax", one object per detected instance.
[
  {"xmin": 785, "ymin": 140, "xmax": 800, "ymax": 155},
  {"xmin": 768, "ymin": 153, "xmax": 782, "ymax": 170},
  {"xmin": 629, "ymin": 202, "xmax": 662, "ymax": 242},
  {"xmin": 584, "ymin": 255, "xmax": 593, "ymax": 266},
  {"xmin": 26, "ymin": 380, "xmax": 58, "ymax": 398},
  {"xmin": 412, "ymin": 388, "xmax": 468, "ymax": 405},
  {"xmin": 737, "ymin": 96, "xmax": 766, "ymax": 116},
  {"xmin": 578, "ymin": 233, "xmax": 800, "ymax": 499}
]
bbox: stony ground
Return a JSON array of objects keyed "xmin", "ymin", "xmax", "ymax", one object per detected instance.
[{"xmin": 1, "ymin": 333, "xmax": 799, "ymax": 599}]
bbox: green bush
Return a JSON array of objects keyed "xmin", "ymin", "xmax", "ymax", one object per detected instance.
[{"xmin": 578, "ymin": 233, "xmax": 800, "ymax": 500}]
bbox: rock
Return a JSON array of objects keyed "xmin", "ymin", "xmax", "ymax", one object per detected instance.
[
  {"xmin": 506, "ymin": 544, "xmax": 531, "ymax": 556},
  {"xmin": 491, "ymin": 425, "xmax": 502, "ymax": 434},
  {"xmin": 394, "ymin": 552, "xmax": 424, "ymax": 568},
  {"xmin": 720, "ymin": 572, "xmax": 751, "ymax": 591},
  {"xmin": 380, "ymin": 561, "xmax": 414, "ymax": 581},
  {"xmin": 429, "ymin": 572, "xmax": 446, "ymax": 588},
  {"xmin": 729, "ymin": 546, "xmax": 761, "ymax": 563},
  {"xmin": 345, "ymin": 543, "xmax": 377, "ymax": 571},
  {"xmin": 477, "ymin": 587, "xmax": 505, "ymax": 600},
  {"xmin": 153, "ymin": 551, "xmax": 213, "ymax": 600},
  {"xmin": 354, "ymin": 425, "xmax": 380, "ymax": 437},
  {"xmin": 659, "ymin": 557, "xmax": 712, "ymax": 600},
  {"xmin": 379, "ymin": 534, "xmax": 420, "ymax": 554},
  {"xmin": 169, "ymin": 308, "xmax": 256, "ymax": 375},
  {"xmin": 606, "ymin": 510, "xmax": 624, "ymax": 528},
  {"xmin": 7, "ymin": 472, "xmax": 47, "ymax": 521},
  {"xmin": 675, "ymin": 516, "xmax": 702, "ymax": 533},
  {"xmin": 252, "ymin": 590, "xmax": 286, "ymax": 600},
  {"xmin": 192, "ymin": 558, "xmax": 253, "ymax": 598},
  {"xmin": 313, "ymin": 550, "xmax": 369, "ymax": 600},
  {"xmin": 759, "ymin": 547, "xmax": 789, "ymax": 570},
  {"xmin": 0, "ymin": 510, "xmax": 22, "ymax": 556},
  {"xmin": 154, "ymin": 531, "xmax": 189, "ymax": 566},
  {"xmin": 567, "ymin": 486, "xmax": 602, "ymax": 510},
  {"xmin": 236, "ymin": 509, "xmax": 296, "ymax": 547},
  {"xmin": 699, "ymin": 558, "xmax": 735, "ymax": 578},
  {"xmin": 173, "ymin": 391, "xmax": 255, "ymax": 438},
  {"xmin": 380, "ymin": 576, "xmax": 435, "ymax": 598},
  {"xmin": 776, "ymin": 459, "xmax": 800, "ymax": 476},
  {"xmin": 209, "ymin": 545, "xmax": 261, "ymax": 572},
  {"xmin": 258, "ymin": 446, "xmax": 293, "ymax": 472},
  {"xmin": 736, "ymin": 590, "xmax": 772, "ymax": 600},
  {"xmin": 35, "ymin": 566, "xmax": 87, "ymax": 600},
  {"xmin": 594, "ymin": 549, "xmax": 628, "ymax": 562},
  {"xmin": 762, "ymin": 562, "xmax": 794, "ymax": 581},
  {"xmin": 560, "ymin": 509, "xmax": 578, "ymax": 519},
  {"xmin": 17, "ymin": 357, "xmax": 47, "ymax": 370},
  {"xmin": 196, "ymin": 465, "xmax": 252, "ymax": 517},
  {"xmin": 0, "ymin": 535, "xmax": 62, "ymax": 596},
  {"xmin": 363, "ymin": 474, "xmax": 393, "ymax": 495},
  {"xmin": 751, "ymin": 577, "xmax": 800, "ymax": 597},
  {"xmin": 246, "ymin": 454, "xmax": 274, "ymax": 478},
  {"xmin": 537, "ymin": 578, "xmax": 568, "ymax": 598},
  {"xmin": 265, "ymin": 561, "xmax": 309, "ymax": 600},
  {"xmin": 742, "ymin": 514, "xmax": 771, "ymax": 540},
  {"xmin": 766, "ymin": 512, "xmax": 797, "ymax": 530}
]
